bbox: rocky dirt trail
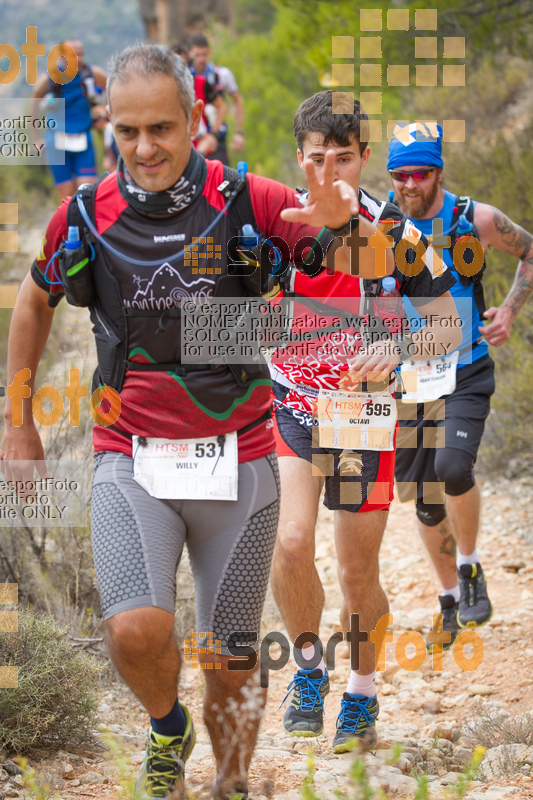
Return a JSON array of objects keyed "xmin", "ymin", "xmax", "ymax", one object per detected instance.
[{"xmin": 2, "ymin": 474, "xmax": 532, "ymax": 800}]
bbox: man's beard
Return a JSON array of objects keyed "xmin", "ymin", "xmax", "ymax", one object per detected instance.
[{"xmin": 396, "ymin": 174, "xmax": 440, "ymax": 219}]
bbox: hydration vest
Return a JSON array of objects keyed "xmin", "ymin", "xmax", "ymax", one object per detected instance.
[
  {"xmin": 388, "ymin": 192, "xmax": 487, "ymax": 316},
  {"xmin": 448, "ymin": 195, "xmax": 486, "ymax": 316},
  {"xmin": 48, "ymin": 64, "xmax": 99, "ymax": 105},
  {"xmin": 61, "ymin": 166, "xmax": 285, "ymax": 396}
]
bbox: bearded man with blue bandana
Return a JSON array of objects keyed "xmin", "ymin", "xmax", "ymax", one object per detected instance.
[{"xmin": 388, "ymin": 121, "xmax": 533, "ymax": 649}]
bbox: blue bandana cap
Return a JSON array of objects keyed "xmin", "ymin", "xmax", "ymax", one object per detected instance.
[{"xmin": 387, "ymin": 121, "xmax": 444, "ymax": 171}]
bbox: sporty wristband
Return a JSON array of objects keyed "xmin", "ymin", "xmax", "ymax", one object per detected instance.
[
  {"xmin": 325, "ymin": 216, "xmax": 357, "ymax": 238},
  {"xmin": 236, "ymin": 130, "xmax": 244, "ymax": 136}
]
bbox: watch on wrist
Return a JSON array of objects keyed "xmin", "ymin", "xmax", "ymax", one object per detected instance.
[
  {"xmin": 400, "ymin": 335, "xmax": 416, "ymax": 362},
  {"xmin": 325, "ymin": 216, "xmax": 357, "ymax": 238}
]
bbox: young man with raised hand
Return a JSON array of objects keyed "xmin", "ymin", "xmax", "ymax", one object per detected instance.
[
  {"xmin": 388, "ymin": 122, "xmax": 533, "ymax": 650},
  {"xmin": 270, "ymin": 93, "xmax": 460, "ymax": 753}
]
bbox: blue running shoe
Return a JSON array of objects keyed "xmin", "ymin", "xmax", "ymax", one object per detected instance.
[
  {"xmin": 281, "ymin": 668, "xmax": 330, "ymax": 737},
  {"xmin": 332, "ymin": 692, "xmax": 379, "ymax": 753}
]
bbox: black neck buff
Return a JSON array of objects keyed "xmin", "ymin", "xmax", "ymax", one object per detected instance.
[{"xmin": 116, "ymin": 148, "xmax": 207, "ymax": 215}]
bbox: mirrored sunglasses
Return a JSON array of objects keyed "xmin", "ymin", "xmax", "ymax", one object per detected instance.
[{"xmin": 389, "ymin": 167, "xmax": 436, "ymax": 182}]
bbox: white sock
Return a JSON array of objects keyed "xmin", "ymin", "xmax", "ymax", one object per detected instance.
[
  {"xmin": 442, "ymin": 585, "xmax": 460, "ymax": 603},
  {"xmin": 457, "ymin": 547, "xmax": 479, "ymax": 568},
  {"xmin": 346, "ymin": 670, "xmax": 376, "ymax": 698},
  {"xmin": 295, "ymin": 644, "xmax": 326, "ymax": 675}
]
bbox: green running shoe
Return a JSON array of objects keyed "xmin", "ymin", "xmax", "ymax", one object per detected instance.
[
  {"xmin": 135, "ymin": 703, "xmax": 195, "ymax": 799},
  {"xmin": 332, "ymin": 693, "xmax": 379, "ymax": 753}
]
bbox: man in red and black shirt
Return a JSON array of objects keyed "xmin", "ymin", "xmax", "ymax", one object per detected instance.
[
  {"xmin": 270, "ymin": 92, "xmax": 460, "ymax": 754},
  {"xmin": 0, "ymin": 45, "xmax": 361, "ymax": 800}
]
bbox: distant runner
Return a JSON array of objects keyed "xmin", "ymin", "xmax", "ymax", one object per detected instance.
[
  {"xmin": 173, "ymin": 42, "xmax": 226, "ymax": 157},
  {"xmin": 188, "ymin": 33, "xmax": 245, "ymax": 165},
  {"xmin": 31, "ymin": 39, "xmax": 107, "ymax": 200}
]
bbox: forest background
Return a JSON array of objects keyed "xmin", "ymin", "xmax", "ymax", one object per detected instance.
[{"xmin": 0, "ymin": 0, "xmax": 532, "ymax": 617}]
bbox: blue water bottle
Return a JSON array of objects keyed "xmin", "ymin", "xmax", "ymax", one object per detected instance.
[
  {"xmin": 65, "ymin": 226, "xmax": 82, "ymax": 251},
  {"xmin": 59, "ymin": 225, "xmax": 95, "ymax": 306},
  {"xmin": 241, "ymin": 223, "xmax": 259, "ymax": 248}
]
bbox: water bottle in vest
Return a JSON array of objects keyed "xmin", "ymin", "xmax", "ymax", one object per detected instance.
[
  {"xmin": 59, "ymin": 225, "xmax": 95, "ymax": 307},
  {"xmin": 376, "ymin": 276, "xmax": 403, "ymax": 336}
]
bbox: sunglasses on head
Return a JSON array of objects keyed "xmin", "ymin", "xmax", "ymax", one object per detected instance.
[{"xmin": 389, "ymin": 167, "xmax": 436, "ymax": 182}]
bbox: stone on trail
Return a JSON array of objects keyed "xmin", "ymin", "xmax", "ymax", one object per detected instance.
[
  {"xmin": 79, "ymin": 771, "xmax": 105, "ymax": 785},
  {"xmin": 60, "ymin": 763, "xmax": 74, "ymax": 778},
  {"xmin": 466, "ymin": 789, "xmax": 523, "ymax": 799},
  {"xmin": 481, "ymin": 743, "xmax": 533, "ymax": 778},
  {"xmin": 0, "ymin": 764, "xmax": 21, "ymax": 778},
  {"xmin": 420, "ymin": 721, "xmax": 455, "ymax": 740},
  {"xmin": 368, "ymin": 765, "xmax": 418, "ymax": 795},
  {"xmin": 439, "ymin": 770, "xmax": 464, "ymax": 784},
  {"xmin": 468, "ymin": 684, "xmax": 494, "ymax": 696},
  {"xmin": 395, "ymin": 756, "xmax": 413, "ymax": 773}
]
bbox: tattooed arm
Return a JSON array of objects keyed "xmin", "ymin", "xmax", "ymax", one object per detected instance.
[{"xmin": 473, "ymin": 203, "xmax": 533, "ymax": 346}]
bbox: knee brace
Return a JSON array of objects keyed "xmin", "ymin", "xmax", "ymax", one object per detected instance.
[
  {"xmin": 434, "ymin": 447, "xmax": 476, "ymax": 497},
  {"xmin": 416, "ymin": 501, "xmax": 447, "ymax": 527}
]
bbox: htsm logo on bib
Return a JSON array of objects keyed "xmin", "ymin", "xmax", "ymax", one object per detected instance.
[{"xmin": 457, "ymin": 430, "xmax": 468, "ymax": 438}]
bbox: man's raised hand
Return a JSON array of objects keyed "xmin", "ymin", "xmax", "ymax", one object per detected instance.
[{"xmin": 280, "ymin": 150, "xmax": 359, "ymax": 228}]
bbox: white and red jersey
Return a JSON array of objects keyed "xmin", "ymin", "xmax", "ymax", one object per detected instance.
[
  {"xmin": 269, "ymin": 188, "xmax": 455, "ymax": 417},
  {"xmin": 192, "ymin": 74, "xmax": 218, "ymax": 146}
]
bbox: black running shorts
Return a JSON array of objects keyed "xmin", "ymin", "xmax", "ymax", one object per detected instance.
[
  {"xmin": 394, "ymin": 355, "xmax": 495, "ymax": 503},
  {"xmin": 272, "ymin": 382, "xmax": 395, "ymax": 513}
]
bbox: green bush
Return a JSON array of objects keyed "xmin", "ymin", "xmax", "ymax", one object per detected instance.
[{"xmin": 0, "ymin": 610, "xmax": 102, "ymax": 753}]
